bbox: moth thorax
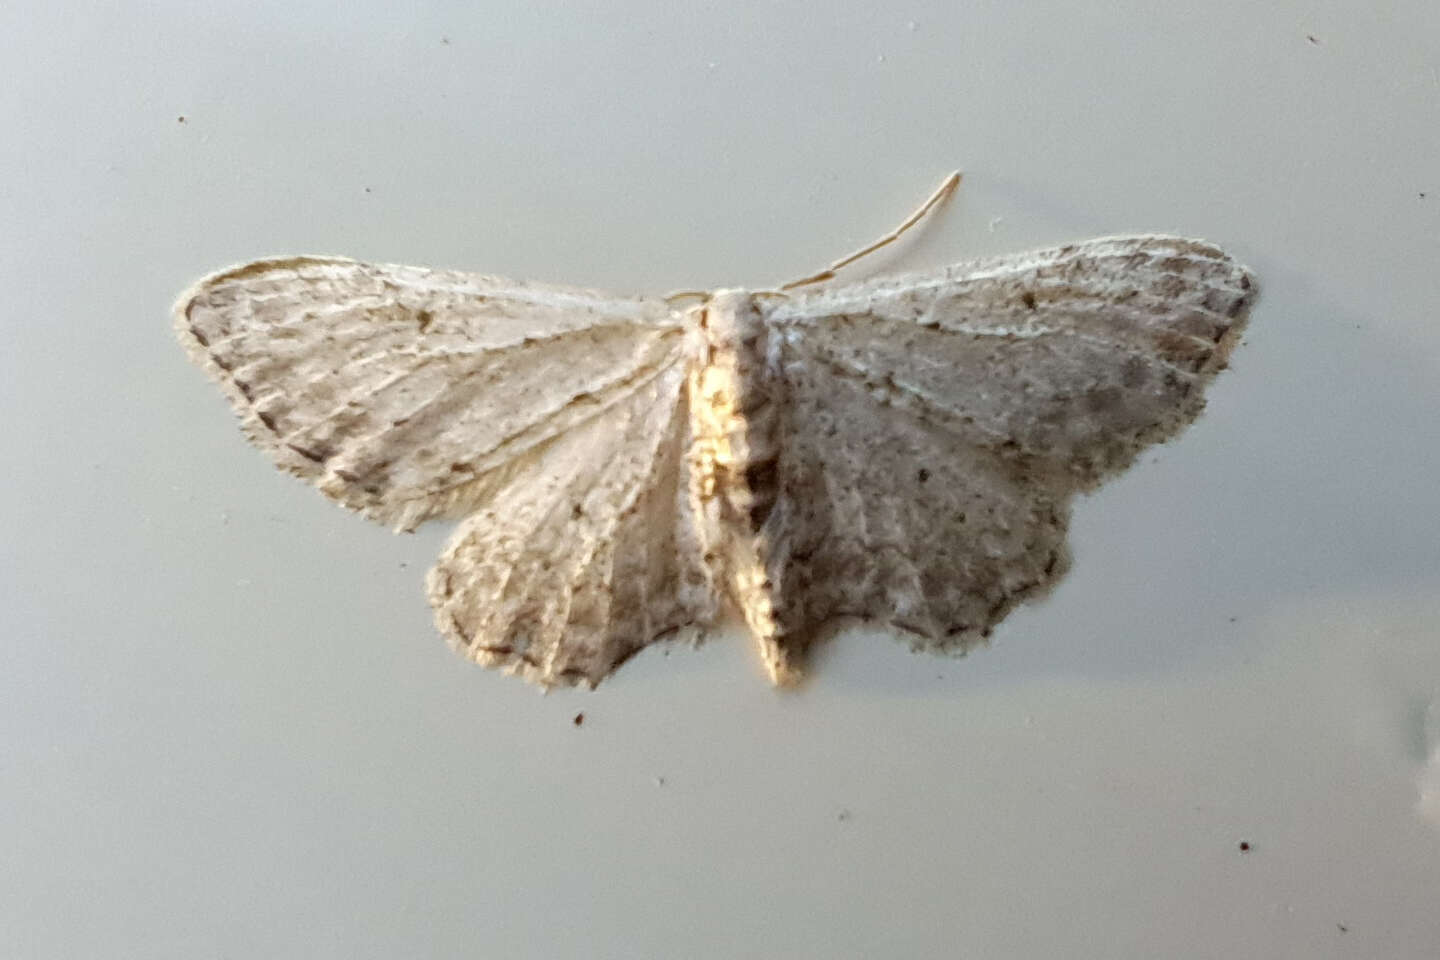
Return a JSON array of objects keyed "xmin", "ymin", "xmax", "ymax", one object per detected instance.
[{"xmin": 692, "ymin": 291, "xmax": 782, "ymax": 530}]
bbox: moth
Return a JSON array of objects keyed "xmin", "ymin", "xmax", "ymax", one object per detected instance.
[{"xmin": 173, "ymin": 173, "xmax": 1257, "ymax": 688}]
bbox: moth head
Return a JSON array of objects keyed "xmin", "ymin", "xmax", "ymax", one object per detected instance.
[{"xmin": 702, "ymin": 289, "xmax": 766, "ymax": 341}]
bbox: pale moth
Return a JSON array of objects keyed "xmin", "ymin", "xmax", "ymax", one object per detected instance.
[{"xmin": 174, "ymin": 173, "xmax": 1256, "ymax": 688}]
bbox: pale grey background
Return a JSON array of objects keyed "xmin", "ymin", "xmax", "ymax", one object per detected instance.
[{"xmin": 3, "ymin": 1, "xmax": 1438, "ymax": 957}]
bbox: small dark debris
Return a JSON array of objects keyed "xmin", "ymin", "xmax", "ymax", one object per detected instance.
[
  {"xmin": 572, "ymin": 712, "xmax": 584, "ymax": 727},
  {"xmin": 1337, "ymin": 924, "xmax": 1348, "ymax": 934},
  {"xmin": 440, "ymin": 36, "xmax": 451, "ymax": 45},
  {"xmin": 399, "ymin": 561, "xmax": 408, "ymax": 569},
  {"xmin": 177, "ymin": 115, "xmax": 186, "ymax": 124},
  {"xmin": 917, "ymin": 467, "xmax": 930, "ymax": 483},
  {"xmin": 1421, "ymin": 192, "xmax": 1428, "ymax": 199},
  {"xmin": 1020, "ymin": 290, "xmax": 1038, "ymax": 310},
  {"xmin": 1238, "ymin": 841, "xmax": 1251, "ymax": 852},
  {"xmin": 1228, "ymin": 616, "xmax": 1238, "ymax": 623},
  {"xmin": 364, "ymin": 186, "xmax": 372, "ymax": 194},
  {"xmin": 837, "ymin": 809, "xmax": 852, "ymax": 822},
  {"xmin": 1306, "ymin": 34, "xmax": 1320, "ymax": 45}
]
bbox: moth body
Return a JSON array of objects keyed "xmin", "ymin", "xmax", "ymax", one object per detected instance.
[{"xmin": 685, "ymin": 290, "xmax": 795, "ymax": 683}]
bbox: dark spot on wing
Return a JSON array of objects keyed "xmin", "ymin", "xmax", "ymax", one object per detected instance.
[
  {"xmin": 287, "ymin": 442, "xmax": 331, "ymax": 464},
  {"xmin": 743, "ymin": 457, "xmax": 779, "ymax": 495},
  {"xmin": 1121, "ymin": 354, "xmax": 1148, "ymax": 389}
]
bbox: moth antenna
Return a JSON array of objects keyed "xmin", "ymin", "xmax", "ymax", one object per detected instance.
[
  {"xmin": 779, "ymin": 170, "xmax": 961, "ymax": 291},
  {"xmin": 664, "ymin": 290, "xmax": 711, "ymax": 306}
]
